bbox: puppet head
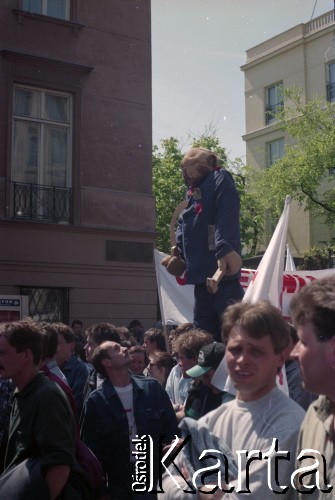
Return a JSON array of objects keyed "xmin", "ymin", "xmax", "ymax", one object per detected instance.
[{"xmin": 181, "ymin": 147, "xmax": 220, "ymax": 187}]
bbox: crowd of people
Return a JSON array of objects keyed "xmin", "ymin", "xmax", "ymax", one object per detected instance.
[
  {"xmin": 0, "ymin": 275, "xmax": 334, "ymax": 499},
  {"xmin": 0, "ymin": 146, "xmax": 334, "ymax": 498}
]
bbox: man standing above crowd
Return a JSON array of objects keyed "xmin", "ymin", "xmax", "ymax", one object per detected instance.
[
  {"xmin": 0, "ymin": 319, "xmax": 92, "ymax": 499},
  {"xmin": 81, "ymin": 340, "xmax": 178, "ymax": 499},
  {"xmin": 290, "ymin": 275, "xmax": 335, "ymax": 497},
  {"xmin": 162, "ymin": 148, "xmax": 244, "ymax": 340},
  {"xmin": 162, "ymin": 301, "xmax": 305, "ymax": 499}
]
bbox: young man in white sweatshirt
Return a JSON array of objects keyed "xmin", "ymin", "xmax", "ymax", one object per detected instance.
[{"xmin": 162, "ymin": 301, "xmax": 305, "ymax": 499}]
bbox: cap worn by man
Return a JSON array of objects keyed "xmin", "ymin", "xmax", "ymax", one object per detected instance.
[{"xmin": 186, "ymin": 341, "xmax": 225, "ymax": 378}]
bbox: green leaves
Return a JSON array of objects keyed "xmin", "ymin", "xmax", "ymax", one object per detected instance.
[
  {"xmin": 252, "ymin": 89, "xmax": 335, "ymax": 225},
  {"xmin": 152, "ymin": 135, "xmax": 264, "ymax": 256},
  {"xmin": 152, "ymin": 138, "xmax": 185, "ymax": 253}
]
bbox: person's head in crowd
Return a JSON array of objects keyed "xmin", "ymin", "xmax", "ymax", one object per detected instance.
[
  {"xmin": 120, "ymin": 340, "xmax": 132, "ymax": 349},
  {"xmin": 0, "ymin": 319, "xmax": 44, "ymax": 385},
  {"xmin": 92, "ymin": 341, "xmax": 131, "ymax": 379},
  {"xmin": 115, "ymin": 326, "xmax": 137, "ymax": 346},
  {"xmin": 186, "ymin": 341, "xmax": 226, "ymax": 388},
  {"xmin": 84, "ymin": 323, "xmax": 120, "ymax": 364},
  {"xmin": 168, "ymin": 322, "xmax": 193, "ymax": 354},
  {"xmin": 71, "ymin": 319, "xmax": 86, "ymax": 361},
  {"xmin": 290, "ymin": 275, "xmax": 335, "ymax": 399},
  {"xmin": 128, "ymin": 320, "xmax": 145, "ymax": 345},
  {"xmin": 71, "ymin": 319, "xmax": 83, "ymax": 338},
  {"xmin": 148, "ymin": 351, "xmax": 175, "ymax": 387},
  {"xmin": 40, "ymin": 322, "xmax": 59, "ymax": 364},
  {"xmin": 173, "ymin": 329, "xmax": 213, "ymax": 377},
  {"xmin": 129, "ymin": 346, "xmax": 148, "ymax": 375},
  {"xmin": 222, "ymin": 301, "xmax": 290, "ymax": 401},
  {"xmin": 269, "ymin": 322, "xmax": 298, "ymax": 367},
  {"xmin": 54, "ymin": 323, "xmax": 76, "ymax": 368},
  {"xmin": 143, "ymin": 328, "xmax": 167, "ymax": 354},
  {"xmin": 288, "ymin": 322, "xmax": 299, "ymax": 345}
]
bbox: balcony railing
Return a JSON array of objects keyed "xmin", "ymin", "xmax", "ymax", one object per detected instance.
[
  {"xmin": 12, "ymin": 182, "xmax": 72, "ymax": 223},
  {"xmin": 304, "ymin": 10, "xmax": 335, "ymax": 36},
  {"xmin": 327, "ymin": 82, "xmax": 335, "ymax": 102}
]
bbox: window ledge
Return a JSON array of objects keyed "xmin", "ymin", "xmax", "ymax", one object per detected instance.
[
  {"xmin": 1, "ymin": 50, "xmax": 93, "ymax": 74},
  {"xmin": 13, "ymin": 9, "xmax": 85, "ymax": 34}
]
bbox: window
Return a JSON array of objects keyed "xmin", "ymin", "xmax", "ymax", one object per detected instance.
[
  {"xmin": 266, "ymin": 83, "xmax": 283, "ymax": 124},
  {"xmin": 20, "ymin": 286, "xmax": 69, "ymax": 323},
  {"xmin": 327, "ymin": 63, "xmax": 335, "ymax": 102},
  {"xmin": 22, "ymin": 0, "xmax": 70, "ymax": 20},
  {"xmin": 267, "ymin": 138, "xmax": 284, "ymax": 166},
  {"xmin": 12, "ymin": 85, "xmax": 72, "ymax": 222}
]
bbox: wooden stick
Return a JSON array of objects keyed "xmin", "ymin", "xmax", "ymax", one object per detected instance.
[
  {"xmin": 169, "ymin": 200, "xmax": 187, "ymax": 247},
  {"xmin": 206, "ymin": 268, "xmax": 225, "ymax": 294}
]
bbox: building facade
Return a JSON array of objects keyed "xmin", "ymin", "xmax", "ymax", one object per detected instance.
[
  {"xmin": 242, "ymin": 10, "xmax": 335, "ymax": 257},
  {"xmin": 0, "ymin": 0, "xmax": 157, "ymax": 328}
]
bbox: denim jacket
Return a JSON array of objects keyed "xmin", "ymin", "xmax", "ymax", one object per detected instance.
[{"xmin": 80, "ymin": 374, "xmax": 178, "ymax": 496}]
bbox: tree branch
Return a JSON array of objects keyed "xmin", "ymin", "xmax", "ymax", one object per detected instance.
[{"xmin": 300, "ymin": 186, "xmax": 335, "ymax": 213}]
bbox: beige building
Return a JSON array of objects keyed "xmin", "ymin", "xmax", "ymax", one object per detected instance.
[{"xmin": 242, "ymin": 10, "xmax": 335, "ymax": 257}]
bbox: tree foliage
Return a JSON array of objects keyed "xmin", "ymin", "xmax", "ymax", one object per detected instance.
[
  {"xmin": 298, "ymin": 243, "xmax": 335, "ymax": 270},
  {"xmin": 250, "ymin": 89, "xmax": 335, "ymax": 224},
  {"xmin": 152, "ymin": 134, "xmax": 263, "ymax": 256},
  {"xmin": 152, "ymin": 138, "xmax": 184, "ymax": 253}
]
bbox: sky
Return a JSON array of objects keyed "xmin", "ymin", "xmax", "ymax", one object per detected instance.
[{"xmin": 151, "ymin": 0, "xmax": 333, "ymax": 160}]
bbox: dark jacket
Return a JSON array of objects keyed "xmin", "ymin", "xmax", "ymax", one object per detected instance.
[
  {"xmin": 80, "ymin": 374, "xmax": 178, "ymax": 498},
  {"xmin": 81, "ymin": 368, "xmax": 97, "ymax": 419},
  {"xmin": 176, "ymin": 168, "xmax": 241, "ymax": 284},
  {"xmin": 2, "ymin": 373, "xmax": 94, "ymax": 500},
  {"xmin": 184, "ymin": 380, "xmax": 235, "ymax": 420},
  {"xmin": 61, "ymin": 355, "xmax": 91, "ymax": 414}
]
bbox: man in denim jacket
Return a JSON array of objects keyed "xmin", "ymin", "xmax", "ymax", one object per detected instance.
[{"xmin": 81, "ymin": 341, "xmax": 178, "ymax": 499}]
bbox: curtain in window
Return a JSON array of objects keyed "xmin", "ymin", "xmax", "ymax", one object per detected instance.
[
  {"xmin": 14, "ymin": 88, "xmax": 40, "ymax": 118},
  {"xmin": 44, "ymin": 126, "xmax": 68, "ymax": 187},
  {"xmin": 269, "ymin": 139, "xmax": 284, "ymax": 166},
  {"xmin": 12, "ymin": 121, "xmax": 40, "ymax": 184},
  {"xmin": 12, "ymin": 86, "xmax": 71, "ymax": 189},
  {"xmin": 45, "ymin": 94, "xmax": 69, "ymax": 123}
]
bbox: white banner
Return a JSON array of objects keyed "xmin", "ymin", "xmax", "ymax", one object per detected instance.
[
  {"xmin": 154, "ymin": 250, "xmax": 194, "ymax": 326},
  {"xmin": 155, "ymin": 249, "xmax": 335, "ymax": 325}
]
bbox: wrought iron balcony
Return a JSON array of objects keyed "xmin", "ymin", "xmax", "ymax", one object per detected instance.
[
  {"xmin": 327, "ymin": 83, "xmax": 335, "ymax": 102},
  {"xmin": 12, "ymin": 182, "xmax": 72, "ymax": 223}
]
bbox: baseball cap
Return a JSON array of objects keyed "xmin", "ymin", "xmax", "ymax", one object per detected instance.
[{"xmin": 186, "ymin": 342, "xmax": 225, "ymax": 378}]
